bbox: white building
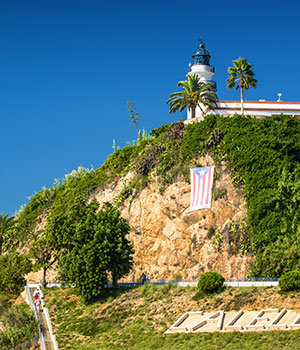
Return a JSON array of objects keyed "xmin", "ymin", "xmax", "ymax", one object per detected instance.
[{"xmin": 187, "ymin": 40, "xmax": 300, "ymax": 120}]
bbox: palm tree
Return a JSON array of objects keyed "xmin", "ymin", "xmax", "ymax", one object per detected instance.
[
  {"xmin": 227, "ymin": 57, "xmax": 257, "ymax": 115},
  {"xmin": 0, "ymin": 212, "xmax": 15, "ymax": 254},
  {"xmin": 167, "ymin": 74, "xmax": 218, "ymax": 119}
]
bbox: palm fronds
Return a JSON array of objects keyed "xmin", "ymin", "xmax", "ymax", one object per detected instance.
[{"xmin": 167, "ymin": 74, "xmax": 218, "ymax": 118}]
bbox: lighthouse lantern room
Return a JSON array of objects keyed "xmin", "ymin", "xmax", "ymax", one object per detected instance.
[{"xmin": 188, "ymin": 39, "xmax": 216, "ymax": 90}]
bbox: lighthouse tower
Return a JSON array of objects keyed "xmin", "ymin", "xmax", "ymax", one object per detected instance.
[
  {"xmin": 188, "ymin": 39, "xmax": 216, "ymax": 88},
  {"xmin": 187, "ymin": 39, "xmax": 216, "ymax": 120}
]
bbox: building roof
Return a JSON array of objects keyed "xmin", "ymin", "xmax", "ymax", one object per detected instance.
[{"xmin": 192, "ymin": 39, "xmax": 211, "ymax": 66}]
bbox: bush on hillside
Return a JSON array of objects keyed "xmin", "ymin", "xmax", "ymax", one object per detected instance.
[
  {"xmin": 52, "ymin": 200, "xmax": 134, "ymax": 300},
  {"xmin": 197, "ymin": 271, "xmax": 225, "ymax": 292},
  {"xmin": 0, "ymin": 303, "xmax": 38, "ymax": 350},
  {"xmin": 279, "ymin": 271, "xmax": 300, "ymax": 291},
  {"xmin": 0, "ymin": 253, "xmax": 32, "ymax": 296}
]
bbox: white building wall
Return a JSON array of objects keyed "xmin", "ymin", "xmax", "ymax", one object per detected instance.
[{"xmin": 187, "ymin": 101, "xmax": 300, "ymax": 120}]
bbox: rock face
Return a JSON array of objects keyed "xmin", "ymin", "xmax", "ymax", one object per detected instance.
[
  {"xmin": 27, "ymin": 156, "xmax": 252, "ymax": 284},
  {"xmin": 92, "ymin": 156, "xmax": 252, "ymax": 282}
]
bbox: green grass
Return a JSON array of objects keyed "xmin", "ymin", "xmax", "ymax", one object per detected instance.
[
  {"xmin": 43, "ymin": 285, "xmax": 300, "ymax": 350},
  {"xmin": 0, "ymin": 294, "xmax": 9, "ymax": 315},
  {"xmin": 0, "ymin": 298, "xmax": 38, "ymax": 350}
]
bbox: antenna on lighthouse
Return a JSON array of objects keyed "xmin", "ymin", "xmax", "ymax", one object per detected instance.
[{"xmin": 198, "ymin": 36, "xmax": 204, "ymax": 47}]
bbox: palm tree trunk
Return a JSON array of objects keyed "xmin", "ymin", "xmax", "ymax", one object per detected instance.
[
  {"xmin": 191, "ymin": 106, "xmax": 196, "ymax": 119},
  {"xmin": 240, "ymin": 86, "xmax": 244, "ymax": 115}
]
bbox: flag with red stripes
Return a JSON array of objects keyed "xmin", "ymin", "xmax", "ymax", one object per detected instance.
[{"xmin": 190, "ymin": 166, "xmax": 214, "ymax": 211}]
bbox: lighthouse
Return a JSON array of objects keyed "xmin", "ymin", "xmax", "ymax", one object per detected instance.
[
  {"xmin": 188, "ymin": 39, "xmax": 216, "ymax": 90},
  {"xmin": 186, "ymin": 39, "xmax": 217, "ymax": 120},
  {"xmin": 185, "ymin": 39, "xmax": 300, "ymax": 121}
]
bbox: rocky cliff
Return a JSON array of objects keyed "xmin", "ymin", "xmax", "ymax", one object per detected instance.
[
  {"xmin": 24, "ymin": 115, "xmax": 300, "ymax": 283},
  {"xmin": 91, "ymin": 155, "xmax": 251, "ymax": 281}
]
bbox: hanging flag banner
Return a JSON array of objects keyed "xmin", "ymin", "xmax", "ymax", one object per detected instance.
[{"xmin": 190, "ymin": 166, "xmax": 214, "ymax": 211}]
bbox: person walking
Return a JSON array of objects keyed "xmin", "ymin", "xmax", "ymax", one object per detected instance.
[
  {"xmin": 141, "ymin": 272, "xmax": 146, "ymax": 285},
  {"xmin": 35, "ymin": 298, "xmax": 41, "ymax": 313},
  {"xmin": 33, "ymin": 289, "xmax": 40, "ymax": 301}
]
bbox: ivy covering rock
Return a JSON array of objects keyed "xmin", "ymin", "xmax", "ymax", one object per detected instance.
[{"xmin": 2, "ymin": 114, "xmax": 300, "ymax": 283}]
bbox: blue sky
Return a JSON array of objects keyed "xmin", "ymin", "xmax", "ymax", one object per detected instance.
[{"xmin": 1, "ymin": 0, "xmax": 300, "ymax": 215}]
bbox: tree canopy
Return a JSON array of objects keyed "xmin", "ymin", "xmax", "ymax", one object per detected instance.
[
  {"xmin": 46, "ymin": 200, "xmax": 134, "ymax": 300},
  {"xmin": 0, "ymin": 252, "xmax": 32, "ymax": 296},
  {"xmin": 227, "ymin": 57, "xmax": 257, "ymax": 115},
  {"xmin": 167, "ymin": 74, "xmax": 218, "ymax": 118}
]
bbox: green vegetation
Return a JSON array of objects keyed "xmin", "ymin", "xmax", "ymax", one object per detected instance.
[
  {"xmin": 0, "ymin": 216, "xmax": 37, "ymax": 348},
  {"xmin": 167, "ymin": 74, "xmax": 218, "ymax": 118},
  {"xmin": 56, "ymin": 201, "xmax": 133, "ymax": 300},
  {"xmin": 127, "ymin": 100, "xmax": 140, "ymax": 136},
  {"xmin": 2, "ymin": 114, "xmax": 300, "ymax": 283},
  {"xmin": 279, "ymin": 271, "xmax": 300, "ymax": 291},
  {"xmin": 28, "ymin": 198, "xmax": 133, "ymax": 299},
  {"xmin": 197, "ymin": 271, "xmax": 225, "ymax": 292},
  {"xmin": 227, "ymin": 57, "xmax": 257, "ymax": 115},
  {"xmin": 0, "ymin": 253, "xmax": 31, "ymax": 296},
  {"xmin": 44, "ymin": 285, "xmax": 300, "ymax": 350},
  {"xmin": 0, "ymin": 296, "xmax": 38, "ymax": 350},
  {"xmin": 228, "ymin": 219, "xmax": 250, "ymax": 255},
  {"xmin": 0, "ymin": 212, "xmax": 15, "ymax": 254}
]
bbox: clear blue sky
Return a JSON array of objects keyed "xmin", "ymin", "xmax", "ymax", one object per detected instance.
[{"xmin": 1, "ymin": 0, "xmax": 299, "ymax": 215}]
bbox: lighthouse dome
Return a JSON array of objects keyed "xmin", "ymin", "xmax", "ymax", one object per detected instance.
[{"xmin": 192, "ymin": 41, "xmax": 211, "ymax": 66}]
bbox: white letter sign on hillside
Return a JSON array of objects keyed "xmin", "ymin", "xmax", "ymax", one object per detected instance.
[
  {"xmin": 190, "ymin": 166, "xmax": 214, "ymax": 211},
  {"xmin": 165, "ymin": 309, "xmax": 300, "ymax": 334}
]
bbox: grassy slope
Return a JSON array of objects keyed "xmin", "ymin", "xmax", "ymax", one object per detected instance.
[
  {"xmin": 0, "ymin": 294, "xmax": 38, "ymax": 350},
  {"xmin": 0, "ymin": 294, "xmax": 9, "ymax": 315},
  {"xmin": 44, "ymin": 285, "xmax": 300, "ymax": 350}
]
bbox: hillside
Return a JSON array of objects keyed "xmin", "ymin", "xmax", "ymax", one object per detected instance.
[
  {"xmin": 0, "ymin": 294, "xmax": 38, "ymax": 349},
  {"xmin": 43, "ymin": 285, "xmax": 300, "ymax": 350},
  {"xmin": 6, "ymin": 114, "xmax": 300, "ymax": 283}
]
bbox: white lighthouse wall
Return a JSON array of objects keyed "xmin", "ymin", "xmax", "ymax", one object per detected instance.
[{"xmin": 189, "ymin": 65, "xmax": 214, "ymax": 83}]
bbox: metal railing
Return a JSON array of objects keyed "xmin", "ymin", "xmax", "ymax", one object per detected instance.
[
  {"xmin": 225, "ymin": 277, "xmax": 279, "ymax": 282},
  {"xmin": 43, "ymin": 277, "xmax": 280, "ymax": 289},
  {"xmin": 25, "ymin": 282, "xmax": 46, "ymax": 350},
  {"xmin": 38, "ymin": 286, "xmax": 59, "ymax": 350}
]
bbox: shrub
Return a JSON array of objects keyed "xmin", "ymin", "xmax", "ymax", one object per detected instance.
[
  {"xmin": 56, "ymin": 201, "xmax": 134, "ymax": 300},
  {"xmin": 0, "ymin": 303, "xmax": 38, "ymax": 349},
  {"xmin": 279, "ymin": 270, "xmax": 300, "ymax": 291},
  {"xmin": 149, "ymin": 123, "xmax": 171, "ymax": 139},
  {"xmin": 0, "ymin": 253, "xmax": 32, "ymax": 296},
  {"xmin": 207, "ymin": 226, "xmax": 215, "ymax": 239},
  {"xmin": 197, "ymin": 271, "xmax": 225, "ymax": 292}
]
